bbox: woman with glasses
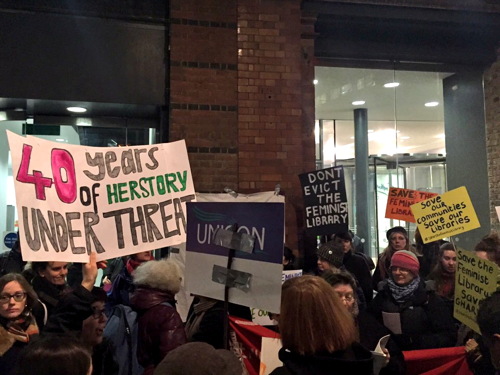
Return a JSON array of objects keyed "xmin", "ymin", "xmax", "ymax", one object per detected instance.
[
  {"xmin": 322, "ymin": 270, "xmax": 406, "ymax": 375},
  {"xmin": 0, "ymin": 273, "xmax": 39, "ymax": 375},
  {"xmin": 369, "ymin": 250, "xmax": 457, "ymax": 351}
]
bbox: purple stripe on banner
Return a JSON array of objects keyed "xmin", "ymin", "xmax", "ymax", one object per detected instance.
[{"xmin": 186, "ymin": 202, "xmax": 284, "ymax": 264}]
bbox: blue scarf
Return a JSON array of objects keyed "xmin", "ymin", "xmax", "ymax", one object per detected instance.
[{"xmin": 387, "ymin": 276, "xmax": 420, "ymax": 303}]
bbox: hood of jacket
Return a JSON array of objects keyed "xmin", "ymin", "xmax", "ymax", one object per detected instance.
[
  {"xmin": 130, "ymin": 287, "xmax": 176, "ymax": 312},
  {"xmin": 278, "ymin": 342, "xmax": 373, "ymax": 375}
]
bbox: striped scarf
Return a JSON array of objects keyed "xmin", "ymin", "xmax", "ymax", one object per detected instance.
[{"xmin": 387, "ymin": 276, "xmax": 420, "ymax": 303}]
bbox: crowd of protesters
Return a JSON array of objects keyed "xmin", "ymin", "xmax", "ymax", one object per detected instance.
[{"xmin": 0, "ymin": 227, "xmax": 498, "ymax": 375}]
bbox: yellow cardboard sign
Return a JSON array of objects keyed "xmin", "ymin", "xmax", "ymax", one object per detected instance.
[
  {"xmin": 454, "ymin": 249, "xmax": 499, "ymax": 333},
  {"xmin": 411, "ymin": 186, "xmax": 480, "ymax": 244},
  {"xmin": 385, "ymin": 187, "xmax": 438, "ymax": 222}
]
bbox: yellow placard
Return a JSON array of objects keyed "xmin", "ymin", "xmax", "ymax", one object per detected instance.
[
  {"xmin": 454, "ymin": 249, "xmax": 499, "ymax": 333},
  {"xmin": 411, "ymin": 186, "xmax": 480, "ymax": 244}
]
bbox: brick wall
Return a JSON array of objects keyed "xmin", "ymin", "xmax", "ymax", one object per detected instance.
[
  {"xmin": 237, "ymin": 0, "xmax": 315, "ymax": 249},
  {"xmin": 169, "ymin": 0, "xmax": 239, "ymax": 193},
  {"xmin": 170, "ymin": 0, "xmax": 315, "ymax": 250},
  {"xmin": 485, "ymin": 51, "xmax": 500, "ymax": 231}
]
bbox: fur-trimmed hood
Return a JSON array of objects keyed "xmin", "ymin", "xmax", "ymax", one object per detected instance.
[{"xmin": 133, "ymin": 259, "xmax": 182, "ymax": 294}]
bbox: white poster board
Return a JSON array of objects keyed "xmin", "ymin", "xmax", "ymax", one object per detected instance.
[{"xmin": 7, "ymin": 132, "xmax": 195, "ymax": 261}]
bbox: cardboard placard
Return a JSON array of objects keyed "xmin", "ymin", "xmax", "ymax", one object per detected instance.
[
  {"xmin": 299, "ymin": 166, "xmax": 348, "ymax": 236},
  {"xmin": 7, "ymin": 131, "xmax": 195, "ymax": 262},
  {"xmin": 385, "ymin": 187, "xmax": 438, "ymax": 222},
  {"xmin": 411, "ymin": 186, "xmax": 480, "ymax": 244},
  {"xmin": 454, "ymin": 249, "xmax": 499, "ymax": 333}
]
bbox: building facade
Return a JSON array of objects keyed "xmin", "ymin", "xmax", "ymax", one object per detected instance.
[{"xmin": 0, "ymin": 0, "xmax": 498, "ymax": 265}]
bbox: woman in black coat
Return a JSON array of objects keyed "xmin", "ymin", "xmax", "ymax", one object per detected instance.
[
  {"xmin": 369, "ymin": 250, "xmax": 457, "ymax": 351},
  {"xmin": 270, "ymin": 275, "xmax": 373, "ymax": 375}
]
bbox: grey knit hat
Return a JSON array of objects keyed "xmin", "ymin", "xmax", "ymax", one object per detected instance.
[{"xmin": 317, "ymin": 240, "xmax": 344, "ymax": 268}]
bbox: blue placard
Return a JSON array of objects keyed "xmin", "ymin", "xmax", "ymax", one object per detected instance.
[
  {"xmin": 186, "ymin": 202, "xmax": 284, "ymax": 264},
  {"xmin": 4, "ymin": 232, "xmax": 18, "ymax": 249}
]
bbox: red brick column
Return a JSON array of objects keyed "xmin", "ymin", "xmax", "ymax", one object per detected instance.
[
  {"xmin": 237, "ymin": 0, "xmax": 315, "ymax": 250},
  {"xmin": 169, "ymin": 0, "xmax": 239, "ymax": 192}
]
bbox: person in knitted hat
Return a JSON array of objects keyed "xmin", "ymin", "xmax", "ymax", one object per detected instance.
[
  {"xmin": 316, "ymin": 241, "xmax": 344, "ymax": 274},
  {"xmin": 390, "ymin": 250, "xmax": 420, "ymax": 284},
  {"xmin": 372, "ymin": 226, "xmax": 417, "ymax": 290},
  {"xmin": 369, "ymin": 250, "xmax": 457, "ymax": 351}
]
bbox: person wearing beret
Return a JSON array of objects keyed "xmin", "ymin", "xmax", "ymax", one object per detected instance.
[
  {"xmin": 368, "ymin": 250, "xmax": 457, "ymax": 351},
  {"xmin": 372, "ymin": 226, "xmax": 417, "ymax": 290}
]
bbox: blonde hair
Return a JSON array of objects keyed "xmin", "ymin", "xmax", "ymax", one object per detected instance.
[
  {"xmin": 278, "ymin": 275, "xmax": 356, "ymax": 356},
  {"xmin": 133, "ymin": 258, "xmax": 182, "ymax": 294}
]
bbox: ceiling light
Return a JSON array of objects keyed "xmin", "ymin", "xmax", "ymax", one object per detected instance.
[
  {"xmin": 424, "ymin": 101, "xmax": 439, "ymax": 107},
  {"xmin": 352, "ymin": 100, "xmax": 365, "ymax": 106},
  {"xmin": 313, "ymin": 79, "xmax": 318, "ymax": 85},
  {"xmin": 400, "ymin": 136, "xmax": 410, "ymax": 140},
  {"xmin": 67, "ymin": 106, "xmax": 87, "ymax": 113},
  {"xmin": 384, "ymin": 82, "xmax": 400, "ymax": 88}
]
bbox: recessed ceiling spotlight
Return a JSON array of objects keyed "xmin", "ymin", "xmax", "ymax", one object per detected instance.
[
  {"xmin": 313, "ymin": 79, "xmax": 318, "ymax": 85},
  {"xmin": 352, "ymin": 100, "xmax": 365, "ymax": 106},
  {"xmin": 424, "ymin": 101, "xmax": 439, "ymax": 107},
  {"xmin": 384, "ymin": 82, "xmax": 400, "ymax": 88},
  {"xmin": 67, "ymin": 106, "xmax": 87, "ymax": 113}
]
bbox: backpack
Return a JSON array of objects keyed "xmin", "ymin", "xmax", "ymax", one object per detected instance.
[
  {"xmin": 103, "ymin": 302, "xmax": 172, "ymax": 375},
  {"xmin": 103, "ymin": 304, "xmax": 143, "ymax": 375}
]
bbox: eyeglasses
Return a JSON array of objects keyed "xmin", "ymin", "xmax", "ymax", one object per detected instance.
[
  {"xmin": 0, "ymin": 292, "xmax": 27, "ymax": 304},
  {"xmin": 91, "ymin": 307, "xmax": 107, "ymax": 320},
  {"xmin": 335, "ymin": 292, "xmax": 354, "ymax": 302}
]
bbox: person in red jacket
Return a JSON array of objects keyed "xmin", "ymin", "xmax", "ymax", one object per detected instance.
[{"xmin": 130, "ymin": 259, "xmax": 186, "ymax": 375}]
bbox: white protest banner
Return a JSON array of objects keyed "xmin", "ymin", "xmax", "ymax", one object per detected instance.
[{"xmin": 7, "ymin": 131, "xmax": 195, "ymax": 262}]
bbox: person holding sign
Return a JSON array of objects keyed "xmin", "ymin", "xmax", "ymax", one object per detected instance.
[
  {"xmin": 27, "ymin": 260, "xmax": 71, "ymax": 328},
  {"xmin": 270, "ymin": 275, "xmax": 373, "ymax": 375},
  {"xmin": 372, "ymin": 226, "xmax": 417, "ymax": 290},
  {"xmin": 369, "ymin": 250, "xmax": 457, "ymax": 351}
]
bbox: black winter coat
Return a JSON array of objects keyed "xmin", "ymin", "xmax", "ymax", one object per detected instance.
[
  {"xmin": 343, "ymin": 250, "xmax": 373, "ymax": 303},
  {"xmin": 369, "ymin": 279, "xmax": 457, "ymax": 351},
  {"xmin": 269, "ymin": 342, "xmax": 373, "ymax": 375}
]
